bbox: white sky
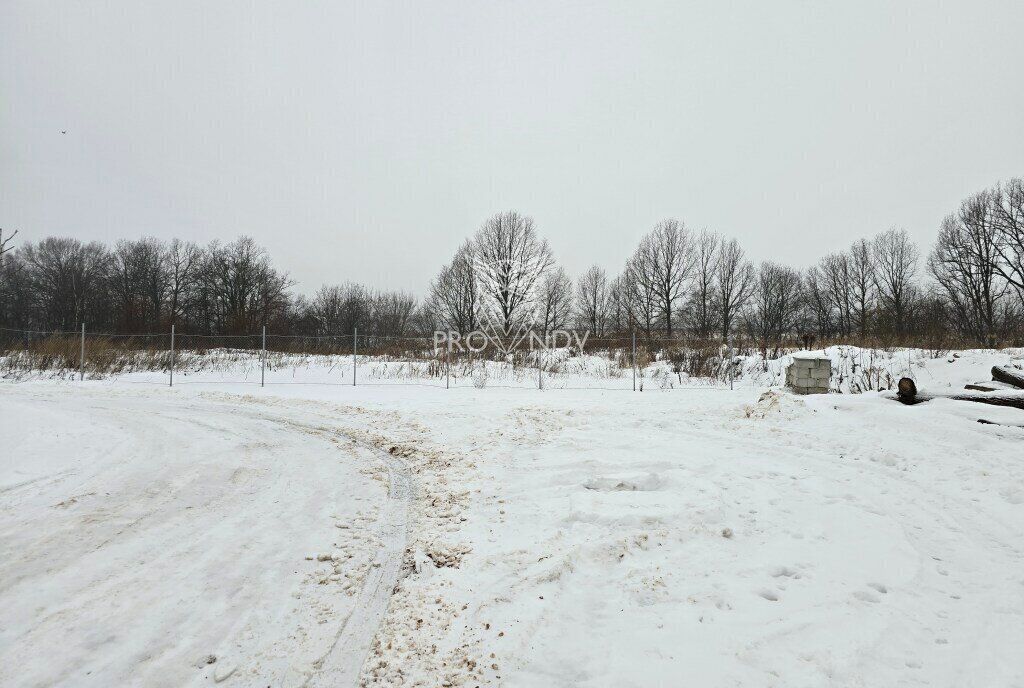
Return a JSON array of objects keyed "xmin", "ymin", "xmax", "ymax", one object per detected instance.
[{"xmin": 2, "ymin": 1, "xmax": 1022, "ymax": 295}]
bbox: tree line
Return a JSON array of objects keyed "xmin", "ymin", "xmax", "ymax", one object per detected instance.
[
  {"xmin": 0, "ymin": 235, "xmax": 417, "ymax": 339},
  {"xmin": 1, "ymin": 178, "xmax": 1022, "ymax": 349}
]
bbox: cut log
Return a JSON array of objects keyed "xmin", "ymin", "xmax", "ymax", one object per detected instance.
[
  {"xmin": 991, "ymin": 365, "xmax": 1024, "ymax": 390},
  {"xmin": 959, "ymin": 393, "xmax": 1024, "ymax": 410},
  {"xmin": 897, "ymin": 377, "xmax": 917, "ymax": 397},
  {"xmin": 965, "ymin": 380, "xmax": 1017, "ymax": 392},
  {"xmin": 894, "ymin": 377, "xmax": 926, "ymax": 405},
  {"xmin": 889, "ymin": 377, "xmax": 1024, "ymax": 410}
]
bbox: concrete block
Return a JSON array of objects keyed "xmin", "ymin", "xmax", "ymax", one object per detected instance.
[
  {"xmin": 810, "ymin": 366, "xmax": 831, "ymax": 380},
  {"xmin": 787, "ymin": 356, "xmax": 831, "ymax": 394}
]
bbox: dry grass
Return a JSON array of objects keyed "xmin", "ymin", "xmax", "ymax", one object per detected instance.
[
  {"xmin": 2, "ymin": 330, "xmax": 1004, "ymax": 384},
  {"xmin": 1, "ymin": 336, "xmax": 172, "ymax": 377}
]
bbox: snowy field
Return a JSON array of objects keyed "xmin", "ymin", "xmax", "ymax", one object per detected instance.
[{"xmin": 2, "ymin": 348, "xmax": 1024, "ymax": 687}]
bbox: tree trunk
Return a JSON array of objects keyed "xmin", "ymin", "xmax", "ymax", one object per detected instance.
[
  {"xmin": 991, "ymin": 366, "xmax": 1024, "ymax": 390},
  {"xmin": 891, "ymin": 377, "xmax": 1024, "ymax": 410}
]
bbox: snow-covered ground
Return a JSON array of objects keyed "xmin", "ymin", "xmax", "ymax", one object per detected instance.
[
  {"xmin": 0, "ymin": 388, "xmax": 414, "ymax": 686},
  {"xmin": 2, "ymin": 348, "xmax": 1024, "ymax": 686}
]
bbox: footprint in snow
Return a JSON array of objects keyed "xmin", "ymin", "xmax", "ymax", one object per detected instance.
[
  {"xmin": 853, "ymin": 590, "xmax": 880, "ymax": 603},
  {"xmin": 866, "ymin": 582, "xmax": 888, "ymax": 594},
  {"xmin": 757, "ymin": 589, "xmax": 780, "ymax": 602},
  {"xmin": 771, "ymin": 566, "xmax": 801, "ymax": 579}
]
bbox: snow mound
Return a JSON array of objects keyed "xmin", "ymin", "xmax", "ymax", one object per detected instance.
[{"xmin": 742, "ymin": 390, "xmax": 805, "ymax": 419}]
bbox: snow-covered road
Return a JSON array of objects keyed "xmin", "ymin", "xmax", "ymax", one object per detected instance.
[{"xmin": 0, "ymin": 386, "xmax": 406, "ymax": 687}]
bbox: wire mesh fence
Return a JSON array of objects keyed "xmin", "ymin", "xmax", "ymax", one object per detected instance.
[{"xmin": 0, "ymin": 325, "xmax": 780, "ymax": 391}]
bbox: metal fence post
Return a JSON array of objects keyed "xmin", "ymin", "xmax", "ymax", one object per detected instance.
[
  {"xmin": 261, "ymin": 325, "xmax": 266, "ymax": 388},
  {"xmin": 728, "ymin": 337, "xmax": 734, "ymax": 390},
  {"xmin": 352, "ymin": 327, "xmax": 357, "ymax": 386},
  {"xmin": 538, "ymin": 341, "xmax": 543, "ymax": 390},
  {"xmin": 80, "ymin": 323, "xmax": 85, "ymax": 381},
  {"xmin": 170, "ymin": 324, "xmax": 175, "ymax": 387},
  {"xmin": 632, "ymin": 329, "xmax": 636, "ymax": 392}
]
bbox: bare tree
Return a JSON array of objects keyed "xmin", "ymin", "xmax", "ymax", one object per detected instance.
[
  {"xmin": 409, "ymin": 301, "xmax": 439, "ymax": 337},
  {"xmin": 803, "ymin": 266, "xmax": 836, "ymax": 338},
  {"xmin": 308, "ymin": 282, "xmax": 372, "ymax": 336},
  {"xmin": 538, "ymin": 267, "xmax": 573, "ymax": 333},
  {"xmin": 687, "ymin": 230, "xmax": 719, "ymax": 338},
  {"xmin": 606, "ymin": 273, "xmax": 632, "ymax": 333},
  {"xmin": 0, "ymin": 228, "xmax": 17, "ymax": 261},
  {"xmin": 307, "ymin": 285, "xmax": 346, "ymax": 336},
  {"xmin": 372, "ymin": 291, "xmax": 418, "ymax": 338},
  {"xmin": 0, "ymin": 227, "xmax": 18, "ymax": 298},
  {"xmin": 637, "ymin": 219, "xmax": 694, "ymax": 335},
  {"xmin": 575, "ymin": 265, "xmax": 611, "ymax": 336},
  {"xmin": 473, "ymin": 211, "xmax": 554, "ymax": 338},
  {"xmin": 428, "ymin": 239, "xmax": 478, "ymax": 334},
  {"xmin": 0, "ymin": 250, "xmax": 30, "ymax": 328},
  {"xmin": 110, "ymin": 238, "xmax": 169, "ymax": 332},
  {"xmin": 873, "ymin": 228, "xmax": 919, "ymax": 336},
  {"xmin": 819, "ymin": 252, "xmax": 853, "ymax": 337},
  {"xmin": 339, "ymin": 282, "xmax": 372, "ymax": 333},
  {"xmin": 744, "ymin": 262, "xmax": 804, "ymax": 355},
  {"xmin": 929, "ymin": 194, "xmax": 1008, "ymax": 345},
  {"xmin": 715, "ymin": 237, "xmax": 754, "ymax": 340},
  {"xmin": 20, "ymin": 237, "xmax": 111, "ymax": 330},
  {"xmin": 992, "ymin": 178, "xmax": 1024, "ymax": 300},
  {"xmin": 848, "ymin": 238, "xmax": 876, "ymax": 339},
  {"xmin": 202, "ymin": 237, "xmax": 291, "ymax": 335},
  {"xmin": 167, "ymin": 239, "xmax": 202, "ymax": 329},
  {"xmin": 623, "ymin": 251, "xmax": 659, "ymax": 338}
]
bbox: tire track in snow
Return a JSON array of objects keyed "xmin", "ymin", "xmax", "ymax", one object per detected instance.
[
  {"xmin": 0, "ymin": 389, "xmax": 408, "ymax": 687},
  {"xmin": 10, "ymin": 388, "xmax": 419, "ymax": 685},
  {"xmin": 181, "ymin": 395, "xmax": 420, "ymax": 686},
  {"xmin": 129, "ymin": 401, "xmax": 418, "ymax": 685},
  {"xmin": 307, "ymin": 443, "xmax": 411, "ymax": 687}
]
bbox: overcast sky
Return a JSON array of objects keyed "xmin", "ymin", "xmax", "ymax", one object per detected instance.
[{"xmin": 2, "ymin": 1, "xmax": 1022, "ymax": 296}]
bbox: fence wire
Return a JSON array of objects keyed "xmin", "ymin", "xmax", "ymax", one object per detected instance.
[{"xmin": 0, "ymin": 325, "xmax": 754, "ymax": 391}]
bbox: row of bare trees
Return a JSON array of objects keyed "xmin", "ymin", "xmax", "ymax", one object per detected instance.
[
  {"xmin": 425, "ymin": 215, "xmax": 915, "ymax": 347},
  {"xmin": 2, "ymin": 178, "xmax": 1022, "ymax": 348},
  {"xmin": 803, "ymin": 228, "xmax": 921, "ymax": 341},
  {"xmin": 426, "ymin": 181, "xmax": 1024, "ymax": 348},
  {"xmin": 426, "ymin": 215, "xmax": 759, "ymax": 342},
  {"xmin": 294, "ymin": 284, "xmax": 418, "ymax": 339},
  {"xmin": 0, "ymin": 236, "xmax": 418, "ymax": 339},
  {"xmin": 0, "ymin": 236, "xmax": 290, "ymax": 335}
]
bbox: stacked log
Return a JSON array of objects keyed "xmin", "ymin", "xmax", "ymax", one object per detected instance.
[{"xmin": 892, "ymin": 375, "xmax": 1024, "ymax": 410}]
